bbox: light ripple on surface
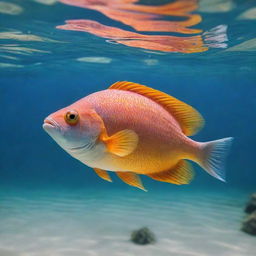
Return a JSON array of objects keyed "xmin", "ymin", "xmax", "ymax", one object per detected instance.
[{"xmin": 0, "ymin": 2, "xmax": 23, "ymax": 15}]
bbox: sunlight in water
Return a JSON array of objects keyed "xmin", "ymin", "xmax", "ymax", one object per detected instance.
[
  {"xmin": 33, "ymin": 0, "xmax": 58, "ymax": 5},
  {"xmin": 199, "ymin": 0, "xmax": 235, "ymax": 13},
  {"xmin": 77, "ymin": 56, "xmax": 112, "ymax": 63},
  {"xmin": 225, "ymin": 38, "xmax": 256, "ymax": 52},
  {"xmin": 0, "ymin": 31, "xmax": 61, "ymax": 42},
  {"xmin": 237, "ymin": 8, "xmax": 256, "ymax": 20},
  {"xmin": 0, "ymin": 1, "xmax": 23, "ymax": 15}
]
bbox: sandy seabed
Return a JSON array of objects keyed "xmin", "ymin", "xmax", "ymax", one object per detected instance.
[{"xmin": 0, "ymin": 187, "xmax": 255, "ymax": 256}]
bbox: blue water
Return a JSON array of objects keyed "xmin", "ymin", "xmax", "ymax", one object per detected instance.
[{"xmin": 0, "ymin": 0, "xmax": 256, "ymax": 255}]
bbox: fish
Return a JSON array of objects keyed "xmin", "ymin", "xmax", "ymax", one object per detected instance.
[{"xmin": 43, "ymin": 81, "xmax": 233, "ymax": 191}]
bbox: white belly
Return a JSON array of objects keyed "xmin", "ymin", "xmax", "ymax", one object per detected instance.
[{"xmin": 68, "ymin": 142, "xmax": 107, "ymax": 168}]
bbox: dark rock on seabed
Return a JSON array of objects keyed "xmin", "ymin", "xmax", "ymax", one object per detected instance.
[
  {"xmin": 244, "ymin": 193, "xmax": 256, "ymax": 214},
  {"xmin": 241, "ymin": 211, "xmax": 256, "ymax": 235},
  {"xmin": 131, "ymin": 227, "xmax": 156, "ymax": 245}
]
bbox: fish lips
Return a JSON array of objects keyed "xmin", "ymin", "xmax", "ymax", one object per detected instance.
[{"xmin": 43, "ymin": 117, "xmax": 61, "ymax": 134}]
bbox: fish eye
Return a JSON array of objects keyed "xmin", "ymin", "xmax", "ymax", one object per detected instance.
[{"xmin": 65, "ymin": 110, "xmax": 79, "ymax": 125}]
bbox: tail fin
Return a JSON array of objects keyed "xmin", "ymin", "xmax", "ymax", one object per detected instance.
[
  {"xmin": 203, "ymin": 24, "xmax": 228, "ymax": 49},
  {"xmin": 199, "ymin": 137, "xmax": 233, "ymax": 182}
]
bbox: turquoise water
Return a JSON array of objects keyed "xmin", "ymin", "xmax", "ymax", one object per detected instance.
[{"xmin": 1, "ymin": 0, "xmax": 256, "ymax": 255}]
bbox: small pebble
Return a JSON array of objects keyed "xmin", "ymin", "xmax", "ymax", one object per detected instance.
[
  {"xmin": 241, "ymin": 211, "xmax": 256, "ymax": 235},
  {"xmin": 244, "ymin": 193, "xmax": 256, "ymax": 214},
  {"xmin": 131, "ymin": 227, "xmax": 156, "ymax": 245}
]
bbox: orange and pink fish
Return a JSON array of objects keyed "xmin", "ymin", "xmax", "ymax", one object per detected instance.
[{"xmin": 43, "ymin": 82, "xmax": 233, "ymax": 190}]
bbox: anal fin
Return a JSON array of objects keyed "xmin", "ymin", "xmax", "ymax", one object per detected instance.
[
  {"xmin": 147, "ymin": 160, "xmax": 194, "ymax": 185},
  {"xmin": 93, "ymin": 168, "xmax": 112, "ymax": 182},
  {"xmin": 116, "ymin": 172, "xmax": 147, "ymax": 191}
]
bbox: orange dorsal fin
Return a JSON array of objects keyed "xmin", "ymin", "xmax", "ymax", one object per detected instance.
[
  {"xmin": 116, "ymin": 172, "xmax": 147, "ymax": 191},
  {"xmin": 109, "ymin": 81, "xmax": 204, "ymax": 136},
  {"xmin": 101, "ymin": 129, "xmax": 138, "ymax": 157},
  {"xmin": 147, "ymin": 160, "xmax": 194, "ymax": 185},
  {"xmin": 93, "ymin": 168, "xmax": 112, "ymax": 182}
]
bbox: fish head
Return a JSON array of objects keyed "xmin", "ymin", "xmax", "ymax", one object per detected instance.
[{"xmin": 43, "ymin": 103, "xmax": 103, "ymax": 152}]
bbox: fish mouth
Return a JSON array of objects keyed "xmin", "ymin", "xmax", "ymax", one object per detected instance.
[{"xmin": 43, "ymin": 117, "xmax": 60, "ymax": 131}]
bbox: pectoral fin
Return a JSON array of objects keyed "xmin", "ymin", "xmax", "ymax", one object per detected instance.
[
  {"xmin": 147, "ymin": 160, "xmax": 194, "ymax": 185},
  {"xmin": 101, "ymin": 129, "xmax": 138, "ymax": 157},
  {"xmin": 116, "ymin": 172, "xmax": 147, "ymax": 191},
  {"xmin": 93, "ymin": 168, "xmax": 112, "ymax": 182}
]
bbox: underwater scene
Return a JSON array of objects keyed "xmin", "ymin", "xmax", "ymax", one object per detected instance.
[{"xmin": 1, "ymin": 0, "xmax": 256, "ymax": 255}]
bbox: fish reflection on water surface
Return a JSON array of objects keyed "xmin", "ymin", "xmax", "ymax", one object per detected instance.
[{"xmin": 57, "ymin": 0, "xmax": 228, "ymax": 53}]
